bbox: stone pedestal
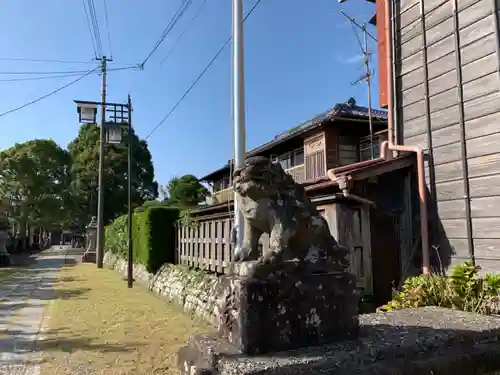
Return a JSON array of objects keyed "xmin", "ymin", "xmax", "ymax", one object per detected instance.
[
  {"xmin": 217, "ymin": 261, "xmax": 358, "ymax": 355},
  {"xmin": 0, "ymin": 229, "xmax": 11, "ymax": 267},
  {"xmin": 0, "ymin": 216, "xmax": 11, "ymax": 267},
  {"xmin": 178, "ymin": 307, "xmax": 500, "ymax": 375},
  {"xmin": 82, "ymin": 216, "xmax": 97, "ymax": 263}
]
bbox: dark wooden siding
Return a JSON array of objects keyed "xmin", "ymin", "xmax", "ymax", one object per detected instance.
[
  {"xmin": 394, "ymin": 0, "xmax": 500, "ymax": 273},
  {"xmin": 324, "ymin": 127, "xmax": 339, "ymax": 170}
]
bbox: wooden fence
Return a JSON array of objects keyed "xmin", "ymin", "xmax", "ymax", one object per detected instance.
[
  {"xmin": 176, "ymin": 211, "xmax": 364, "ymax": 282},
  {"xmin": 176, "ymin": 216, "xmax": 236, "ymax": 273}
]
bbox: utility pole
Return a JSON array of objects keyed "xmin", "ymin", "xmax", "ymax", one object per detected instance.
[
  {"xmin": 127, "ymin": 94, "xmax": 133, "ymax": 288},
  {"xmin": 341, "ymin": 11, "xmax": 375, "ymax": 159},
  {"xmin": 232, "ymin": 0, "xmax": 246, "ymax": 258},
  {"xmin": 96, "ymin": 55, "xmax": 112, "ymax": 268}
]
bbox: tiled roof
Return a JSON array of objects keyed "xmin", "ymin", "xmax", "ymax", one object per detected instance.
[{"xmin": 199, "ymin": 98, "xmax": 387, "ymax": 181}]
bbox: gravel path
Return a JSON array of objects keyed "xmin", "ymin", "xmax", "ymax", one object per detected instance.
[{"xmin": 0, "ymin": 249, "xmax": 81, "ymax": 375}]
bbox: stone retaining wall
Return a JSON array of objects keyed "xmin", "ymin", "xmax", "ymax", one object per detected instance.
[{"xmin": 103, "ymin": 252, "xmax": 221, "ymax": 325}]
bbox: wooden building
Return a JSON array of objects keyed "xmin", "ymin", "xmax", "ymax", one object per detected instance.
[
  {"xmin": 177, "ymin": 98, "xmax": 422, "ymax": 307},
  {"xmin": 376, "ymin": 0, "xmax": 500, "ymax": 273},
  {"xmin": 199, "ymin": 98, "xmax": 388, "ymax": 204}
]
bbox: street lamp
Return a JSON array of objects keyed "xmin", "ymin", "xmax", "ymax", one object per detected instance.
[
  {"xmin": 104, "ymin": 122, "xmax": 125, "ymax": 144},
  {"xmin": 76, "ymin": 101, "xmax": 98, "ymax": 124},
  {"xmin": 74, "ymin": 97, "xmax": 134, "ymax": 288}
]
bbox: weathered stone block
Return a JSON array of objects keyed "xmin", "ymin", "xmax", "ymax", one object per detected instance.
[
  {"xmin": 217, "ymin": 263, "xmax": 358, "ymax": 355},
  {"xmin": 178, "ymin": 307, "xmax": 500, "ymax": 375}
]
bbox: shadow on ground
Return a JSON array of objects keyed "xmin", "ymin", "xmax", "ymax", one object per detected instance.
[
  {"xmin": 0, "ymin": 329, "xmax": 144, "ymax": 367},
  {"xmin": 0, "ymin": 255, "xmax": 89, "ymax": 321}
]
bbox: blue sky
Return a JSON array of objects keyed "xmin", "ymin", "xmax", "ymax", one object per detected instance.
[{"xmin": 0, "ymin": 0, "xmax": 379, "ymax": 186}]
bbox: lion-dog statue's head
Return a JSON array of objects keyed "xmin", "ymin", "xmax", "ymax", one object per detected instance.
[{"xmin": 233, "ymin": 156, "xmax": 296, "ymax": 202}]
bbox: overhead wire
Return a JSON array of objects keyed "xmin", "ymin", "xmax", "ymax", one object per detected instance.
[
  {"xmin": 103, "ymin": 0, "xmax": 113, "ymax": 58},
  {"xmin": 0, "ymin": 69, "xmax": 96, "ymax": 75},
  {"xmin": 140, "ymin": 0, "xmax": 194, "ymax": 67},
  {"xmin": 142, "ymin": 0, "xmax": 263, "ymax": 143},
  {"xmin": 0, "ymin": 65, "xmax": 139, "ymax": 83},
  {"xmin": 159, "ymin": 0, "xmax": 209, "ymax": 67},
  {"xmin": 139, "ymin": 0, "xmax": 208, "ymax": 94},
  {"xmin": 83, "ymin": 0, "xmax": 99, "ymax": 58},
  {"xmin": 0, "ymin": 68, "xmax": 98, "ymax": 118},
  {"xmin": 88, "ymin": 0, "xmax": 104, "ymax": 57},
  {"xmin": 0, "ymin": 64, "xmax": 139, "ymax": 76},
  {"xmin": 0, "ymin": 57, "xmax": 97, "ymax": 64},
  {"xmin": 0, "ymin": 72, "xmax": 97, "ymax": 82}
]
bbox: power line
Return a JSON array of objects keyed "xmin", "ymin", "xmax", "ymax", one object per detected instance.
[
  {"xmin": 108, "ymin": 65, "xmax": 142, "ymax": 72},
  {"xmin": 0, "ymin": 66, "xmax": 137, "ymax": 82},
  {"xmin": 138, "ymin": 0, "xmax": 209, "ymax": 94},
  {"xmin": 83, "ymin": 0, "xmax": 99, "ymax": 58},
  {"xmin": 0, "ymin": 65, "xmax": 139, "ymax": 76},
  {"xmin": 143, "ymin": 0, "xmax": 263, "ymax": 142},
  {"xmin": 159, "ymin": 0, "xmax": 209, "ymax": 67},
  {"xmin": 141, "ymin": 0, "xmax": 194, "ymax": 67},
  {"xmin": 143, "ymin": 38, "xmax": 229, "ymax": 142},
  {"xmin": 87, "ymin": 0, "xmax": 104, "ymax": 57},
  {"xmin": 0, "ymin": 72, "xmax": 97, "ymax": 82},
  {"xmin": 90, "ymin": 0, "xmax": 104, "ymax": 56},
  {"xmin": 0, "ymin": 69, "xmax": 94, "ymax": 75},
  {"xmin": 0, "ymin": 57, "xmax": 97, "ymax": 64},
  {"xmin": 0, "ymin": 68, "xmax": 98, "ymax": 118},
  {"xmin": 103, "ymin": 0, "xmax": 113, "ymax": 58}
]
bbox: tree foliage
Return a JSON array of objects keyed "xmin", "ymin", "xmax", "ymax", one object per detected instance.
[
  {"xmin": 0, "ymin": 139, "xmax": 71, "ymax": 230},
  {"xmin": 68, "ymin": 124, "xmax": 158, "ymax": 228},
  {"xmin": 166, "ymin": 174, "xmax": 209, "ymax": 208}
]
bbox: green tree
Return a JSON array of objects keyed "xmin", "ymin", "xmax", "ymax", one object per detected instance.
[
  {"xmin": 166, "ymin": 174, "xmax": 209, "ymax": 208},
  {"xmin": 68, "ymin": 124, "xmax": 158, "ymax": 227},
  {"xmin": 0, "ymin": 139, "xmax": 71, "ymax": 244}
]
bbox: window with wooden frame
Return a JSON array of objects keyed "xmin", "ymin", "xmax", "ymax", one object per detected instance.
[
  {"xmin": 270, "ymin": 148, "xmax": 305, "ymax": 169},
  {"xmin": 213, "ymin": 175, "xmax": 231, "ymax": 192}
]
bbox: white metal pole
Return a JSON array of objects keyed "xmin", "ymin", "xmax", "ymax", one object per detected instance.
[{"xmin": 232, "ymin": 0, "xmax": 246, "ymax": 258}]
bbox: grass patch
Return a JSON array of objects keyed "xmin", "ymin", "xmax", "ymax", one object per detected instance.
[
  {"xmin": 40, "ymin": 264, "xmax": 211, "ymax": 375},
  {"xmin": 0, "ymin": 268, "xmax": 18, "ymax": 280}
]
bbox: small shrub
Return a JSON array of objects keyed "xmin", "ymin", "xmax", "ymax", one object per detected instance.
[
  {"xmin": 377, "ymin": 261, "xmax": 500, "ymax": 315},
  {"xmin": 178, "ymin": 209, "xmax": 198, "ymax": 229},
  {"xmin": 104, "ymin": 215, "xmax": 127, "ymax": 257}
]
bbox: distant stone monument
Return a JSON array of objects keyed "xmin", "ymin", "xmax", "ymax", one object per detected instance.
[
  {"xmin": 82, "ymin": 216, "xmax": 97, "ymax": 263},
  {"xmin": 0, "ymin": 213, "xmax": 11, "ymax": 267}
]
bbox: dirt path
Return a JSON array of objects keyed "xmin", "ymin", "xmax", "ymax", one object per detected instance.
[{"xmin": 0, "ymin": 249, "xmax": 75, "ymax": 375}]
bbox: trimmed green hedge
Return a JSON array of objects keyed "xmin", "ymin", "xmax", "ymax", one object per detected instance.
[{"xmin": 104, "ymin": 206, "xmax": 180, "ymax": 273}]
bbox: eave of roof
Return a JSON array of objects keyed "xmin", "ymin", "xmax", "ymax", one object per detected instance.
[{"xmin": 199, "ymin": 99, "xmax": 388, "ymax": 181}]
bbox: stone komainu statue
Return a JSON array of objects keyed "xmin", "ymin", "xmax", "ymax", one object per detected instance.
[{"xmin": 232, "ymin": 156, "xmax": 349, "ymax": 271}]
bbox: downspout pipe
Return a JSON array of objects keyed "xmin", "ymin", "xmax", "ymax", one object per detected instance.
[
  {"xmin": 325, "ymin": 0, "xmax": 430, "ymax": 276},
  {"xmin": 325, "ymin": 170, "xmax": 377, "ymax": 207},
  {"xmin": 380, "ymin": 141, "xmax": 430, "ymax": 275}
]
